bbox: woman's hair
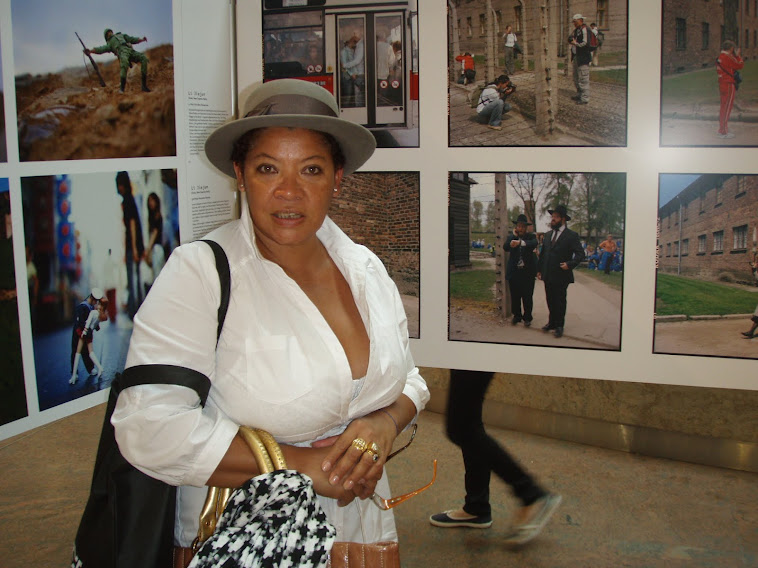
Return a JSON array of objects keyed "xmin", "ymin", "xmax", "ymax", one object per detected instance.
[
  {"xmin": 115, "ymin": 171, "xmax": 131, "ymax": 193},
  {"xmin": 147, "ymin": 192, "xmax": 161, "ymax": 216},
  {"xmin": 722, "ymin": 40, "xmax": 737, "ymax": 51},
  {"xmin": 230, "ymin": 128, "xmax": 346, "ymax": 171}
]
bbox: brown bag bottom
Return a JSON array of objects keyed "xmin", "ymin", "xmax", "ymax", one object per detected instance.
[{"xmin": 328, "ymin": 541, "xmax": 400, "ymax": 568}]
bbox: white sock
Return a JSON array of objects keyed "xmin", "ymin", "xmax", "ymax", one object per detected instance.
[{"xmin": 89, "ymin": 351, "xmax": 104, "ymax": 377}]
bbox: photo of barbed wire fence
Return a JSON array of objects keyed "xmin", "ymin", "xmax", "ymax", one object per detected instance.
[{"xmin": 448, "ymin": 1, "xmax": 627, "ymax": 147}]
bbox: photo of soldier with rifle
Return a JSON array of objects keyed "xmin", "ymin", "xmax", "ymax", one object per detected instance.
[
  {"xmin": 11, "ymin": 0, "xmax": 174, "ymax": 161},
  {"xmin": 83, "ymin": 28, "xmax": 151, "ymax": 93}
]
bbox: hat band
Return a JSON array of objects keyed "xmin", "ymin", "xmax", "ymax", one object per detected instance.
[{"xmin": 245, "ymin": 94, "xmax": 338, "ymax": 119}]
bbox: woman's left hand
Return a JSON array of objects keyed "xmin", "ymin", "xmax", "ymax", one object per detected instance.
[{"xmin": 315, "ymin": 411, "xmax": 398, "ymax": 501}]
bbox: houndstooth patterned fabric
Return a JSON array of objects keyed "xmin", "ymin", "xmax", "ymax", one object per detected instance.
[
  {"xmin": 189, "ymin": 470, "xmax": 336, "ymax": 568},
  {"xmin": 70, "ymin": 546, "xmax": 83, "ymax": 568}
]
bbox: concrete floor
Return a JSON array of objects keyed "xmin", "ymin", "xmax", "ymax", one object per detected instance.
[{"xmin": 1, "ymin": 407, "xmax": 756, "ymax": 567}]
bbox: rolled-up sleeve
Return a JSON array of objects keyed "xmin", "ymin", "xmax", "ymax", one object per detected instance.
[{"xmin": 112, "ymin": 242, "xmax": 238, "ymax": 487}]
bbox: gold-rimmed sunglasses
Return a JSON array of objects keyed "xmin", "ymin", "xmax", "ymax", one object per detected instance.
[{"xmin": 369, "ymin": 424, "xmax": 437, "ymax": 510}]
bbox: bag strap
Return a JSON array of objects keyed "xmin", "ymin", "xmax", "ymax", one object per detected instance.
[
  {"xmin": 199, "ymin": 239, "xmax": 231, "ymax": 346},
  {"xmin": 119, "ymin": 239, "xmax": 231, "ymax": 405},
  {"xmin": 717, "ymin": 59, "xmax": 736, "ymax": 80}
]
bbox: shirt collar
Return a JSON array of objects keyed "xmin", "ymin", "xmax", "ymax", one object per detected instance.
[{"xmin": 239, "ymin": 197, "xmax": 367, "ymax": 267}]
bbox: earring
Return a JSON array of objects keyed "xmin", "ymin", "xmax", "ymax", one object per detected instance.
[{"xmin": 333, "ymin": 188, "xmax": 338, "ymax": 193}]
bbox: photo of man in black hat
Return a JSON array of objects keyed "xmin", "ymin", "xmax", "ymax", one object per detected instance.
[
  {"xmin": 537, "ymin": 205, "xmax": 585, "ymax": 338},
  {"xmin": 449, "ymin": 172, "xmax": 624, "ymax": 351},
  {"xmin": 505, "ymin": 214, "xmax": 538, "ymax": 326}
]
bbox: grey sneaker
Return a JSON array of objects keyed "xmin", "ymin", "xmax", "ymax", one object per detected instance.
[{"xmin": 503, "ymin": 493, "xmax": 562, "ymax": 545}]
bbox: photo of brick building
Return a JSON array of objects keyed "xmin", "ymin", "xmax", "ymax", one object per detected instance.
[
  {"xmin": 662, "ymin": 0, "xmax": 758, "ymax": 75},
  {"xmin": 654, "ymin": 173, "xmax": 758, "ymax": 360},
  {"xmin": 330, "ymin": 171, "xmax": 420, "ymax": 337},
  {"xmin": 658, "ymin": 174, "xmax": 758, "ymax": 283}
]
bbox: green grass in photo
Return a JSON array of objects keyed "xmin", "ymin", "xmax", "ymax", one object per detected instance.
[
  {"xmin": 591, "ymin": 68, "xmax": 627, "ymax": 86},
  {"xmin": 576, "ymin": 267, "xmax": 624, "ymax": 290},
  {"xmin": 595, "ymin": 51, "xmax": 627, "ymax": 67},
  {"xmin": 661, "ymin": 60, "xmax": 758, "ymax": 105},
  {"xmin": 655, "ymin": 273, "xmax": 757, "ymax": 316},
  {"xmin": 450, "ymin": 264, "xmax": 496, "ymax": 302}
]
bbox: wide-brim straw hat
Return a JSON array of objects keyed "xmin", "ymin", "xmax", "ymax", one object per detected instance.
[{"xmin": 205, "ymin": 79, "xmax": 376, "ymax": 178}]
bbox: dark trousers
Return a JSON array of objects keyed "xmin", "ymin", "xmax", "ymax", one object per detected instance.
[
  {"xmin": 544, "ymin": 280, "xmax": 569, "ymax": 328},
  {"xmin": 446, "ymin": 369, "xmax": 545, "ymax": 516},
  {"xmin": 126, "ymin": 252, "xmax": 143, "ymax": 319},
  {"xmin": 508, "ymin": 275, "xmax": 535, "ymax": 321}
]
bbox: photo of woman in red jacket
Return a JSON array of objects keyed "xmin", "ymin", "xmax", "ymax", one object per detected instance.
[{"xmin": 716, "ymin": 40, "xmax": 744, "ymax": 139}]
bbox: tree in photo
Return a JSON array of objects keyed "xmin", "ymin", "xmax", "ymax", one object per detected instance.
[
  {"xmin": 570, "ymin": 173, "xmax": 626, "ymax": 244},
  {"xmin": 507, "ymin": 173, "xmax": 555, "ymax": 223}
]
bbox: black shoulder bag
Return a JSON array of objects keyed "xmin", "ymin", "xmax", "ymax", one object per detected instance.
[
  {"xmin": 72, "ymin": 239, "xmax": 231, "ymax": 568},
  {"xmin": 717, "ymin": 59, "xmax": 743, "ymax": 90}
]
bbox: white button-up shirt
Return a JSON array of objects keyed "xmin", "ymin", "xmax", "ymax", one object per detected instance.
[{"xmin": 112, "ymin": 202, "xmax": 429, "ymax": 546}]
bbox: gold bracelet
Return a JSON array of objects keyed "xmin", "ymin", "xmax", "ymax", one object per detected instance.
[
  {"xmin": 239, "ymin": 426, "xmax": 275, "ymax": 474},
  {"xmin": 255, "ymin": 429, "xmax": 288, "ymax": 470}
]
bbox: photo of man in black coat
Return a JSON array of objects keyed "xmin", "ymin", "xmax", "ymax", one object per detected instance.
[
  {"xmin": 537, "ymin": 205, "xmax": 585, "ymax": 338},
  {"xmin": 505, "ymin": 214, "xmax": 538, "ymax": 326}
]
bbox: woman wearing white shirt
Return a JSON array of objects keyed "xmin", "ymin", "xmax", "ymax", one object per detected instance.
[{"xmin": 111, "ymin": 79, "xmax": 429, "ymax": 559}]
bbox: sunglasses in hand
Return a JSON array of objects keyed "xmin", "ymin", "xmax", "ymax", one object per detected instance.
[{"xmin": 368, "ymin": 424, "xmax": 437, "ymax": 510}]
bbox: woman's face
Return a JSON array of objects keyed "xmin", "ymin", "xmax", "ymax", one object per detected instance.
[{"xmin": 233, "ymin": 127, "xmax": 344, "ymax": 258}]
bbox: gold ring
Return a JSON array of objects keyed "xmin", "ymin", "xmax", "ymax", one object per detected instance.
[
  {"xmin": 365, "ymin": 442, "xmax": 381, "ymax": 462},
  {"xmin": 351, "ymin": 438, "xmax": 368, "ymax": 453}
]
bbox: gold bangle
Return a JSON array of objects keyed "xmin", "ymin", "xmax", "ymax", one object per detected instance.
[
  {"xmin": 255, "ymin": 428, "xmax": 288, "ymax": 470},
  {"xmin": 239, "ymin": 426, "xmax": 274, "ymax": 474}
]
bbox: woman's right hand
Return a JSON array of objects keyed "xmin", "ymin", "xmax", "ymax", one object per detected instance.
[{"xmin": 281, "ymin": 444, "xmax": 364, "ymax": 506}]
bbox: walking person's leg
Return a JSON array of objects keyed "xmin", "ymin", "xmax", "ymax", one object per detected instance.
[
  {"xmin": 431, "ymin": 369, "xmax": 495, "ymax": 524},
  {"xmin": 430, "ymin": 369, "xmax": 562, "ymax": 545}
]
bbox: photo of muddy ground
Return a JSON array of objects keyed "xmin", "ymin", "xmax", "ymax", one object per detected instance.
[{"xmin": 15, "ymin": 44, "xmax": 175, "ymax": 162}]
